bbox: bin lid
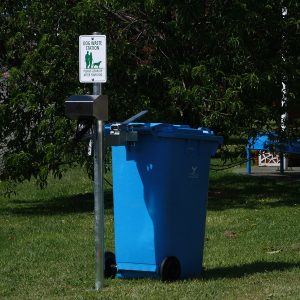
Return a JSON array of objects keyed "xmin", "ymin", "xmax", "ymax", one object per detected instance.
[
  {"xmin": 130, "ymin": 123, "xmax": 222, "ymax": 142},
  {"xmin": 105, "ymin": 123, "xmax": 223, "ymax": 155}
]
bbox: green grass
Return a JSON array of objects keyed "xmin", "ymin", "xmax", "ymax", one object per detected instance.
[{"xmin": 0, "ymin": 163, "xmax": 300, "ymax": 299}]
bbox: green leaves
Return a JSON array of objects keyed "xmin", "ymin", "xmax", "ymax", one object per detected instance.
[
  {"xmin": 191, "ymin": 65, "xmax": 207, "ymax": 80},
  {"xmin": 1, "ymin": 0, "xmax": 299, "ymax": 187}
]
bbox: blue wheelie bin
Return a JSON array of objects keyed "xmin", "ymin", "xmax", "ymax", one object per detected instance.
[{"xmin": 110, "ymin": 123, "xmax": 223, "ymax": 280}]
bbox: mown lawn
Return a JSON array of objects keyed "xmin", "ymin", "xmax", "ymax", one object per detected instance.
[{"xmin": 0, "ymin": 163, "xmax": 300, "ymax": 299}]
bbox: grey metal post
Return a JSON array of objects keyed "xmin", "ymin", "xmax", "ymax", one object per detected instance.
[{"xmin": 93, "ymin": 32, "xmax": 105, "ymax": 291}]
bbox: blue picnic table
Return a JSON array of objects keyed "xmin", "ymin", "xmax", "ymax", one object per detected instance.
[{"xmin": 246, "ymin": 133, "xmax": 300, "ymax": 174}]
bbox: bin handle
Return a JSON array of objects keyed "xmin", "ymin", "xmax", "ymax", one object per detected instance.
[{"xmin": 121, "ymin": 110, "xmax": 148, "ymax": 125}]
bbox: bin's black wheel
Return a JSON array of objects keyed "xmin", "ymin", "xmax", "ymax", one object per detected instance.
[
  {"xmin": 160, "ymin": 256, "xmax": 181, "ymax": 282},
  {"xmin": 104, "ymin": 251, "xmax": 117, "ymax": 278}
]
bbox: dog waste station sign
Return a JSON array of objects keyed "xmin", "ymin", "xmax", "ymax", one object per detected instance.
[{"xmin": 79, "ymin": 35, "xmax": 107, "ymax": 83}]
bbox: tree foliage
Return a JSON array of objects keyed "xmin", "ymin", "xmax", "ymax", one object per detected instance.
[{"xmin": 0, "ymin": 0, "xmax": 299, "ymax": 186}]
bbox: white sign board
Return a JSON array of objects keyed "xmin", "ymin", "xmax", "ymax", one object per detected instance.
[{"xmin": 79, "ymin": 35, "xmax": 107, "ymax": 83}]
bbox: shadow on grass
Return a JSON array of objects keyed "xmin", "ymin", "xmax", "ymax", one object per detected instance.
[
  {"xmin": 203, "ymin": 261, "xmax": 300, "ymax": 280},
  {"xmin": 4, "ymin": 172, "xmax": 300, "ymax": 215},
  {"xmin": 208, "ymin": 173, "xmax": 300, "ymax": 210},
  {"xmin": 3, "ymin": 190, "xmax": 113, "ymax": 216}
]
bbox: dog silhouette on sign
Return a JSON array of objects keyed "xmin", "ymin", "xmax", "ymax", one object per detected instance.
[{"xmin": 93, "ymin": 61, "xmax": 101, "ymax": 68}]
